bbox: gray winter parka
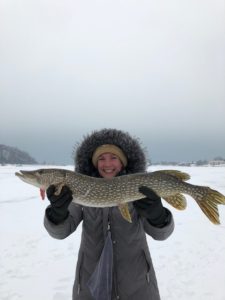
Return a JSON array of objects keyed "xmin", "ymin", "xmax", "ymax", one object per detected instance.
[{"xmin": 44, "ymin": 129, "xmax": 175, "ymax": 300}]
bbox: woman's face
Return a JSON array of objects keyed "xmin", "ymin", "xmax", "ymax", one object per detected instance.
[{"xmin": 97, "ymin": 153, "xmax": 123, "ymax": 178}]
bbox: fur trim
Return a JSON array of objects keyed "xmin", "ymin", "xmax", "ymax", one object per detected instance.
[{"xmin": 73, "ymin": 128, "xmax": 148, "ymax": 176}]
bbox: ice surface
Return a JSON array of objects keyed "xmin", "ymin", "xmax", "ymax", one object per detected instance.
[{"xmin": 1, "ymin": 165, "xmax": 225, "ymax": 300}]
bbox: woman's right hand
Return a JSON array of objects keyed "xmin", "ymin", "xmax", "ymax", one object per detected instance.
[{"xmin": 45, "ymin": 185, "xmax": 73, "ymax": 224}]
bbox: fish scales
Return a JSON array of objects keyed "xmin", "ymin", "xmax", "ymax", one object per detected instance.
[{"xmin": 15, "ymin": 168, "xmax": 225, "ymax": 224}]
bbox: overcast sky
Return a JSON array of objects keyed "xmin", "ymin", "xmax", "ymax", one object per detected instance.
[{"xmin": 1, "ymin": 0, "xmax": 225, "ymax": 165}]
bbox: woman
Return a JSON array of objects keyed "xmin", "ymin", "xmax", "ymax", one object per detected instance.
[{"xmin": 44, "ymin": 128, "xmax": 174, "ymax": 300}]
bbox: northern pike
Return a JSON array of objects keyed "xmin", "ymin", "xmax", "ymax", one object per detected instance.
[{"xmin": 15, "ymin": 168, "xmax": 225, "ymax": 225}]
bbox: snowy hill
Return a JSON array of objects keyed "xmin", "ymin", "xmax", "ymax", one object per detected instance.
[{"xmin": 0, "ymin": 144, "xmax": 37, "ymax": 164}]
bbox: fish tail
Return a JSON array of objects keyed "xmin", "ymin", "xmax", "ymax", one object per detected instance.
[{"xmin": 192, "ymin": 186, "xmax": 225, "ymax": 225}]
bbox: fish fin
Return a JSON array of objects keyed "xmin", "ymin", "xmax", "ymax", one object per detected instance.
[
  {"xmin": 163, "ymin": 194, "xmax": 187, "ymax": 210},
  {"xmin": 193, "ymin": 187, "xmax": 225, "ymax": 225},
  {"xmin": 155, "ymin": 170, "xmax": 190, "ymax": 181},
  {"xmin": 118, "ymin": 203, "xmax": 132, "ymax": 223},
  {"xmin": 40, "ymin": 189, "xmax": 45, "ymax": 200},
  {"xmin": 54, "ymin": 182, "xmax": 65, "ymax": 195}
]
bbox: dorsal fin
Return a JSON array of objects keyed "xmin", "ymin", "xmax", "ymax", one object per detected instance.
[{"xmin": 154, "ymin": 170, "xmax": 190, "ymax": 181}]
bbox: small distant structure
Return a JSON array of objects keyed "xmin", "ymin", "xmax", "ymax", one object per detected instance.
[
  {"xmin": 177, "ymin": 162, "xmax": 192, "ymax": 167},
  {"xmin": 209, "ymin": 159, "xmax": 225, "ymax": 166}
]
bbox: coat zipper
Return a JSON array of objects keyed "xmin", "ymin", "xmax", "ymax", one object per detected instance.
[{"xmin": 108, "ymin": 208, "xmax": 120, "ymax": 299}]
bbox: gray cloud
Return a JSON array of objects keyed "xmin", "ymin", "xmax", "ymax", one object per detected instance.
[{"xmin": 1, "ymin": 0, "xmax": 225, "ymax": 164}]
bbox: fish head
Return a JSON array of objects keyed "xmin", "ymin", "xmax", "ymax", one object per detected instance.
[{"xmin": 15, "ymin": 168, "xmax": 66, "ymax": 190}]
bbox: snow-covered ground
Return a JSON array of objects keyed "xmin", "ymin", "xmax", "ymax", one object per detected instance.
[{"xmin": 1, "ymin": 165, "xmax": 225, "ymax": 300}]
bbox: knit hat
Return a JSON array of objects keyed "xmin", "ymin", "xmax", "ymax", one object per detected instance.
[{"xmin": 92, "ymin": 144, "xmax": 128, "ymax": 167}]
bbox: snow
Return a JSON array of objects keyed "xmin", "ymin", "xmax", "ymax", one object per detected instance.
[{"xmin": 1, "ymin": 165, "xmax": 225, "ymax": 300}]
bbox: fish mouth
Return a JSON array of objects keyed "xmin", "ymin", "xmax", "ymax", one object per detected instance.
[
  {"xmin": 15, "ymin": 171, "xmax": 24, "ymax": 179},
  {"xmin": 15, "ymin": 170, "xmax": 32, "ymax": 179},
  {"xmin": 15, "ymin": 170, "xmax": 38, "ymax": 184}
]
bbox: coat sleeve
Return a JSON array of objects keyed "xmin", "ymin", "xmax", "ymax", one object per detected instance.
[
  {"xmin": 142, "ymin": 208, "xmax": 175, "ymax": 241},
  {"xmin": 44, "ymin": 202, "xmax": 83, "ymax": 239}
]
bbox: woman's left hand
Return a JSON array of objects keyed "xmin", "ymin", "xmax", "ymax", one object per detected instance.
[{"xmin": 133, "ymin": 186, "xmax": 168, "ymax": 226}]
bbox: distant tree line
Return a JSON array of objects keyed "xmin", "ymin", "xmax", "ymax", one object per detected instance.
[{"xmin": 152, "ymin": 157, "xmax": 225, "ymax": 166}]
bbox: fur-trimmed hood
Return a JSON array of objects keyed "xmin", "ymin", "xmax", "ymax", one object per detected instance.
[{"xmin": 74, "ymin": 128, "xmax": 147, "ymax": 176}]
